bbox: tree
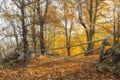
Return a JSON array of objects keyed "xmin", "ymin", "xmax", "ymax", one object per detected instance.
[
  {"xmin": 61, "ymin": 0, "xmax": 75, "ymax": 56},
  {"xmin": 36, "ymin": 0, "xmax": 49, "ymax": 54},
  {"xmin": 113, "ymin": 0, "xmax": 120, "ymax": 45},
  {"xmin": 77, "ymin": 0, "xmax": 99, "ymax": 55},
  {"xmin": 11, "ymin": 0, "xmax": 30, "ymax": 68}
]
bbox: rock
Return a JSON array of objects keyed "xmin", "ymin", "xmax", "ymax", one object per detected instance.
[
  {"xmin": 1, "ymin": 46, "xmax": 26, "ymax": 68},
  {"xmin": 97, "ymin": 44, "xmax": 120, "ymax": 77}
]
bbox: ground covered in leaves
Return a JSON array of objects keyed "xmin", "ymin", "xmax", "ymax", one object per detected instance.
[{"xmin": 0, "ymin": 55, "xmax": 118, "ymax": 80}]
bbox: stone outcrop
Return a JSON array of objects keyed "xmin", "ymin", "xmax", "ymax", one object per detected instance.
[
  {"xmin": 0, "ymin": 45, "xmax": 31, "ymax": 69},
  {"xmin": 98, "ymin": 44, "xmax": 120, "ymax": 77}
]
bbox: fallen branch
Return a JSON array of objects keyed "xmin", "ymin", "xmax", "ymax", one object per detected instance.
[
  {"xmin": 69, "ymin": 59, "xmax": 97, "ymax": 64},
  {"xmin": 29, "ymin": 47, "xmax": 100, "ymax": 68}
]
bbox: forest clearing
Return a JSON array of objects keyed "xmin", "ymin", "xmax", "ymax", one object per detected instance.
[{"xmin": 0, "ymin": 0, "xmax": 120, "ymax": 80}]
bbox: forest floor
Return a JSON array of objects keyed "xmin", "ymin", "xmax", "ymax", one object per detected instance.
[{"xmin": 0, "ymin": 54, "xmax": 118, "ymax": 80}]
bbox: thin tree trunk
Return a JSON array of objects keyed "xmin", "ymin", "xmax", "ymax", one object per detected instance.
[
  {"xmin": 11, "ymin": 21, "xmax": 19, "ymax": 46},
  {"xmin": 36, "ymin": 0, "xmax": 48, "ymax": 54},
  {"xmin": 117, "ymin": 2, "xmax": 120, "ymax": 44},
  {"xmin": 31, "ymin": 9, "xmax": 36, "ymax": 52},
  {"xmin": 113, "ymin": 4, "xmax": 116, "ymax": 46}
]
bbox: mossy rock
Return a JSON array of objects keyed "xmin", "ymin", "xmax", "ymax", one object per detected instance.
[{"xmin": 98, "ymin": 44, "xmax": 120, "ymax": 77}]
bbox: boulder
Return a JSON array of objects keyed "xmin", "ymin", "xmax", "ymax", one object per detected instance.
[
  {"xmin": 0, "ymin": 45, "xmax": 31, "ymax": 69},
  {"xmin": 97, "ymin": 44, "xmax": 120, "ymax": 77}
]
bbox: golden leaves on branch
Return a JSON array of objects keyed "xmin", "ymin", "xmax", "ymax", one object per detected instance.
[
  {"xmin": 2, "ymin": 12, "xmax": 12, "ymax": 20},
  {"xmin": 2, "ymin": 12, "xmax": 21, "ymax": 21}
]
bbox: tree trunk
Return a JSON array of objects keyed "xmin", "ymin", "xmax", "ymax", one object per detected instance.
[
  {"xmin": 65, "ymin": 27, "xmax": 71, "ymax": 56},
  {"xmin": 36, "ymin": 0, "xmax": 48, "ymax": 55},
  {"xmin": 39, "ymin": 23, "xmax": 46, "ymax": 54},
  {"xmin": 67, "ymin": 45, "xmax": 71, "ymax": 56},
  {"xmin": 86, "ymin": 27, "xmax": 94, "ymax": 55},
  {"xmin": 31, "ymin": 10, "xmax": 37, "ymax": 52},
  {"xmin": 21, "ymin": 0, "xmax": 31, "ymax": 68},
  {"xmin": 21, "ymin": 0, "xmax": 28, "ymax": 54},
  {"xmin": 10, "ymin": 21, "xmax": 19, "ymax": 45}
]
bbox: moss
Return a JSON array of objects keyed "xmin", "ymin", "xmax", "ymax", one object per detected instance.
[{"xmin": 0, "ymin": 64, "xmax": 4, "ymax": 70}]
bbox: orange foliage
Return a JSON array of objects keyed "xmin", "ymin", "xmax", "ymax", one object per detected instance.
[{"xmin": 0, "ymin": 55, "xmax": 117, "ymax": 80}]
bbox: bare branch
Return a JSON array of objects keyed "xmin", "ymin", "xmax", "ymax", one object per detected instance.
[{"xmin": 25, "ymin": 0, "xmax": 47, "ymax": 6}]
